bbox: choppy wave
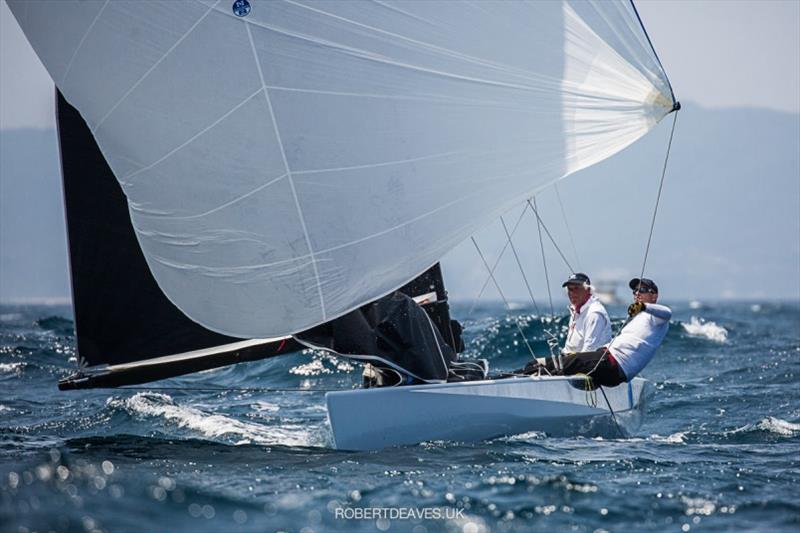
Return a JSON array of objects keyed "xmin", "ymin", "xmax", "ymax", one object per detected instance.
[
  {"xmin": 289, "ymin": 352, "xmax": 354, "ymax": 376},
  {"xmin": 0, "ymin": 362, "xmax": 24, "ymax": 374},
  {"xmin": 34, "ymin": 316, "xmax": 74, "ymax": 335},
  {"xmin": 2, "ymin": 301, "xmax": 799, "ymax": 533},
  {"xmin": 106, "ymin": 392, "xmax": 321, "ymax": 447},
  {"xmin": 681, "ymin": 317, "xmax": 728, "ymax": 343},
  {"xmin": 649, "ymin": 431, "xmax": 688, "ymax": 444},
  {"xmin": 727, "ymin": 417, "xmax": 800, "ymax": 438}
]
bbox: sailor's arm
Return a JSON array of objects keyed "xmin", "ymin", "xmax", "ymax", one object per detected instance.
[{"xmin": 643, "ymin": 303, "xmax": 672, "ymax": 321}]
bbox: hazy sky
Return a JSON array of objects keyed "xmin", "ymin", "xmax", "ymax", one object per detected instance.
[{"xmin": 1, "ymin": 0, "xmax": 799, "ymax": 130}]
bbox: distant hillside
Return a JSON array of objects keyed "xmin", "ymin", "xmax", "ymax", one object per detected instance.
[{"xmin": 1, "ymin": 102, "xmax": 798, "ymax": 303}]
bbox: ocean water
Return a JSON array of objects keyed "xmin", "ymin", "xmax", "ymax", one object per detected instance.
[{"xmin": 1, "ymin": 301, "xmax": 798, "ymax": 532}]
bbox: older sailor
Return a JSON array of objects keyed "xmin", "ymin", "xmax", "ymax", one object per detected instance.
[
  {"xmin": 517, "ymin": 277, "xmax": 671, "ymax": 387},
  {"xmin": 562, "ymin": 272, "xmax": 612, "ymax": 354}
]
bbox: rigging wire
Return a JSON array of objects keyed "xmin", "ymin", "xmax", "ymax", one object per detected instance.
[
  {"xmin": 532, "ymin": 197, "xmax": 556, "ymax": 318},
  {"xmin": 531, "ymin": 197, "xmax": 563, "ymax": 367},
  {"xmin": 553, "ymin": 183, "xmax": 582, "ymax": 272},
  {"xmin": 467, "ymin": 202, "xmax": 531, "ymax": 316},
  {"xmin": 500, "ymin": 215, "xmax": 542, "ymax": 317},
  {"xmin": 500, "ymin": 215, "xmax": 561, "ymax": 361},
  {"xmin": 469, "ymin": 198, "xmax": 573, "ymax": 316},
  {"xmin": 470, "ymin": 236, "xmax": 538, "ymax": 360},
  {"xmin": 527, "ymin": 198, "xmax": 574, "ymax": 274}
]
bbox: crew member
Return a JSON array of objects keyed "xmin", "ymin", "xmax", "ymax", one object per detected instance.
[
  {"xmin": 520, "ymin": 277, "xmax": 671, "ymax": 387},
  {"xmin": 562, "ymin": 272, "xmax": 612, "ymax": 354}
]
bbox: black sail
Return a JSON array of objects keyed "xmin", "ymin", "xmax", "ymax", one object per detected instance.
[{"xmin": 55, "ymin": 91, "xmax": 300, "ymax": 390}]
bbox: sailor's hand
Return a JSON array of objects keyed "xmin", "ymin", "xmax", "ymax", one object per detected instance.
[{"xmin": 628, "ymin": 301, "xmax": 646, "ymax": 317}]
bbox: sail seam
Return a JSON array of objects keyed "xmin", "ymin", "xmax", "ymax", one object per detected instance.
[
  {"xmin": 147, "ymin": 172, "xmax": 288, "ymax": 220},
  {"xmin": 261, "ymin": 85, "xmax": 557, "ymax": 111},
  {"xmin": 245, "ymin": 22, "xmax": 328, "ymax": 321},
  {"xmin": 61, "ymin": 0, "xmax": 109, "ymax": 86},
  {"xmin": 90, "ymin": 0, "xmax": 220, "ymax": 134},
  {"xmin": 120, "ymin": 86, "xmax": 265, "ymax": 182},
  {"xmin": 207, "ymin": 2, "xmax": 552, "ymax": 92},
  {"xmin": 292, "ymin": 150, "xmax": 463, "ymax": 176},
  {"xmin": 145, "ymin": 168, "xmax": 530, "ymax": 272},
  {"xmin": 281, "ymin": 0, "xmax": 550, "ymax": 86}
]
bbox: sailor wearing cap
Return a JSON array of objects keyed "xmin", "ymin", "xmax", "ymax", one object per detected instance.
[
  {"xmin": 512, "ymin": 277, "xmax": 671, "ymax": 387},
  {"xmin": 606, "ymin": 278, "xmax": 672, "ymax": 381},
  {"xmin": 562, "ymin": 273, "xmax": 612, "ymax": 355}
]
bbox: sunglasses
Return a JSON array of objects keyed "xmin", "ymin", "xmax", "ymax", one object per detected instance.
[{"xmin": 633, "ymin": 287, "xmax": 656, "ymax": 294}]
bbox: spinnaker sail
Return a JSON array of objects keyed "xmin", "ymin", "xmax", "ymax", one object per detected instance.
[{"xmin": 10, "ymin": 0, "xmax": 676, "ymax": 340}]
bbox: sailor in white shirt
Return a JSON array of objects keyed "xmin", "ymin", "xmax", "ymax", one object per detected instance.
[
  {"xmin": 608, "ymin": 278, "xmax": 672, "ymax": 381},
  {"xmin": 517, "ymin": 277, "xmax": 670, "ymax": 388},
  {"xmin": 562, "ymin": 273, "xmax": 612, "ymax": 354}
]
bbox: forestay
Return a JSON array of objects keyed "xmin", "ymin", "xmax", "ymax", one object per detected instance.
[{"xmin": 10, "ymin": 0, "xmax": 675, "ymax": 338}]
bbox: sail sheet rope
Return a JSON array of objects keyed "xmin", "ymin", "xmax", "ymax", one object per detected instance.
[{"xmin": 639, "ymin": 109, "xmax": 679, "ymax": 281}]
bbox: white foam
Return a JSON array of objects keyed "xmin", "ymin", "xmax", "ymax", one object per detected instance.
[
  {"xmin": 756, "ymin": 416, "xmax": 800, "ymax": 436},
  {"xmin": 0, "ymin": 363, "xmax": 23, "ymax": 374},
  {"xmin": 727, "ymin": 416, "xmax": 800, "ymax": 438},
  {"xmin": 682, "ymin": 317, "xmax": 728, "ymax": 343},
  {"xmin": 109, "ymin": 393, "xmax": 319, "ymax": 447},
  {"xmin": 689, "ymin": 300, "xmax": 702, "ymax": 309},
  {"xmin": 251, "ymin": 401, "xmax": 280, "ymax": 413},
  {"xmin": 499, "ymin": 430, "xmax": 547, "ymax": 442},
  {"xmin": 646, "ymin": 432, "xmax": 687, "ymax": 444}
]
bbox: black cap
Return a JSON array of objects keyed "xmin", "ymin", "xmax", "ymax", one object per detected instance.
[
  {"xmin": 629, "ymin": 277, "xmax": 658, "ymax": 293},
  {"xmin": 562, "ymin": 272, "xmax": 590, "ymax": 287}
]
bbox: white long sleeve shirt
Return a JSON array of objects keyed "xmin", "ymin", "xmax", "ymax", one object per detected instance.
[
  {"xmin": 563, "ymin": 294, "xmax": 612, "ymax": 353},
  {"xmin": 609, "ymin": 303, "xmax": 672, "ymax": 379}
]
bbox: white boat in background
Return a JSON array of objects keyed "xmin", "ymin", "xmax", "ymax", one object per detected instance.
[
  {"xmin": 327, "ymin": 376, "xmax": 649, "ymax": 451},
  {"xmin": 594, "ymin": 278, "xmax": 624, "ymax": 306}
]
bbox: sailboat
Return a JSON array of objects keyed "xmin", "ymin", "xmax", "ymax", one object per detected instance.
[{"xmin": 9, "ymin": 0, "xmax": 677, "ymax": 450}]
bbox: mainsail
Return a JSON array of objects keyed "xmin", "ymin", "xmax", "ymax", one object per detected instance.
[
  {"xmin": 55, "ymin": 92, "xmax": 300, "ymax": 389},
  {"xmin": 10, "ymin": 1, "xmax": 676, "ymax": 341}
]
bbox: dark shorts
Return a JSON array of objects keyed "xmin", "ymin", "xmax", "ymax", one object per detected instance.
[{"xmin": 520, "ymin": 348, "xmax": 627, "ymax": 388}]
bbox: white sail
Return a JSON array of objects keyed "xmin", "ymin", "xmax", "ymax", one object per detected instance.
[{"xmin": 9, "ymin": 0, "xmax": 674, "ymax": 338}]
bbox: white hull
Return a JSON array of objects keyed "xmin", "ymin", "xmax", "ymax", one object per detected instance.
[{"xmin": 326, "ymin": 376, "xmax": 649, "ymax": 451}]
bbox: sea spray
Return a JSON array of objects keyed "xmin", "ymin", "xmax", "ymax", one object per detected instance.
[{"xmin": 682, "ymin": 317, "xmax": 728, "ymax": 343}]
